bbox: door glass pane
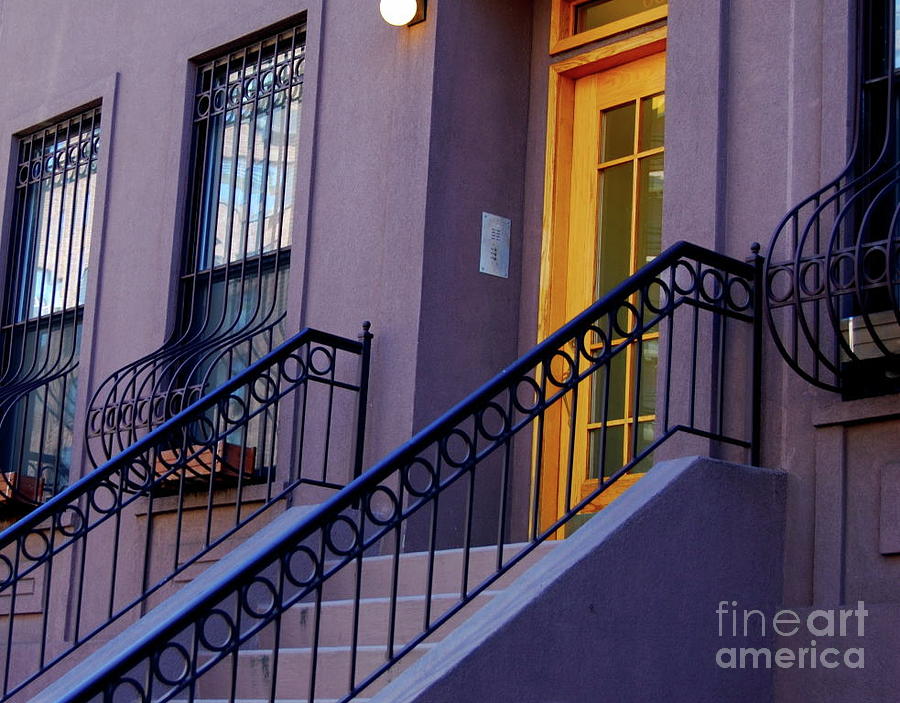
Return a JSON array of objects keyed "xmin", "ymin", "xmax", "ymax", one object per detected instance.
[
  {"xmin": 638, "ymin": 338, "xmax": 659, "ymax": 416},
  {"xmin": 632, "ymin": 420, "xmax": 656, "ymax": 473},
  {"xmin": 576, "ymin": 0, "xmax": 668, "ymax": 34},
  {"xmin": 568, "ymin": 55, "xmax": 666, "ymax": 517},
  {"xmin": 600, "ymin": 102, "xmax": 635, "ymax": 162},
  {"xmin": 590, "ymin": 349, "xmax": 627, "ymax": 423},
  {"xmin": 639, "ymin": 93, "xmax": 665, "ymax": 150},
  {"xmin": 589, "ymin": 423, "xmax": 625, "ymax": 479},
  {"xmin": 637, "ymin": 153, "xmax": 664, "ymax": 267},
  {"xmin": 596, "ymin": 161, "xmax": 633, "ymax": 296}
]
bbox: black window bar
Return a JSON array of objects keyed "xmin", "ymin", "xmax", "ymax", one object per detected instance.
[
  {"xmin": 0, "ymin": 106, "xmax": 101, "ymax": 512},
  {"xmin": 87, "ymin": 22, "xmax": 306, "ymax": 484},
  {"xmin": 764, "ymin": 0, "xmax": 900, "ymax": 396}
]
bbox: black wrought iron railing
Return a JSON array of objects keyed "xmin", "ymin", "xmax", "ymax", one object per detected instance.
[
  {"xmin": 0, "ymin": 324, "xmax": 371, "ymax": 701},
  {"xmin": 764, "ymin": 0, "xmax": 900, "ymax": 395},
  {"xmin": 46, "ymin": 242, "xmax": 760, "ymax": 703}
]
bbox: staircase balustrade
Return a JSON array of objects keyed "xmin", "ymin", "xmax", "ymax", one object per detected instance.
[
  {"xmin": 0, "ymin": 324, "xmax": 372, "ymax": 701},
  {"xmin": 41, "ymin": 242, "xmax": 760, "ymax": 703}
]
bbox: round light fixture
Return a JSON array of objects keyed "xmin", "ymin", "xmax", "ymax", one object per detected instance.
[{"xmin": 380, "ymin": 0, "xmax": 419, "ymax": 26}]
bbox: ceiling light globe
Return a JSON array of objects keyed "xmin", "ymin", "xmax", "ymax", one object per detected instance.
[{"xmin": 380, "ymin": 0, "xmax": 419, "ymax": 26}]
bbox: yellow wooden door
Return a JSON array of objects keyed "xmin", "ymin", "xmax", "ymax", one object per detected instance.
[{"xmin": 555, "ymin": 51, "xmax": 666, "ymax": 525}]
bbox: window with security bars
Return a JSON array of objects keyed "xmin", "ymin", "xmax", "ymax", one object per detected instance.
[
  {"xmin": 179, "ymin": 23, "xmax": 304, "ymax": 385},
  {"xmin": 0, "ymin": 106, "xmax": 101, "ymax": 507},
  {"xmin": 86, "ymin": 22, "xmax": 305, "ymax": 481},
  {"xmin": 834, "ymin": 0, "xmax": 900, "ymax": 394}
]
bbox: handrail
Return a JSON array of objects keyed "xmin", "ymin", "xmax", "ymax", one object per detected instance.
[
  {"xmin": 0, "ymin": 324, "xmax": 372, "ymax": 701},
  {"xmin": 47, "ymin": 241, "xmax": 760, "ymax": 703}
]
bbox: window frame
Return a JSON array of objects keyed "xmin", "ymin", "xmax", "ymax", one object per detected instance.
[
  {"xmin": 550, "ymin": 0, "xmax": 668, "ymax": 55},
  {"xmin": 82, "ymin": 20, "xmax": 310, "ymax": 485}
]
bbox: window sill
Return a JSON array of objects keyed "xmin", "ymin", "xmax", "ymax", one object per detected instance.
[
  {"xmin": 134, "ymin": 480, "xmax": 288, "ymax": 516},
  {"xmin": 813, "ymin": 392, "xmax": 900, "ymax": 428}
]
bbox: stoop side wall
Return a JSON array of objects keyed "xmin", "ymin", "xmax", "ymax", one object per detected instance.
[{"xmin": 371, "ymin": 456, "xmax": 787, "ymax": 703}]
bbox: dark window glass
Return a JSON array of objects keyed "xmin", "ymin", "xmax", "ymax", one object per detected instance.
[{"xmin": 854, "ymin": 1, "xmax": 900, "ymax": 318}]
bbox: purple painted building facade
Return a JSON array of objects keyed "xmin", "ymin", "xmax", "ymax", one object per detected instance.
[{"xmin": 0, "ymin": 0, "xmax": 897, "ymax": 700}]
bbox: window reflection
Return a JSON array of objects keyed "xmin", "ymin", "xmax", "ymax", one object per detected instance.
[
  {"xmin": 195, "ymin": 40, "xmax": 302, "ymax": 271},
  {"xmin": 895, "ymin": 0, "xmax": 900, "ymax": 68}
]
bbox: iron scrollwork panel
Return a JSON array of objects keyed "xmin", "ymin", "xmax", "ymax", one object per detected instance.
[{"xmin": 765, "ymin": 0, "xmax": 900, "ymax": 395}]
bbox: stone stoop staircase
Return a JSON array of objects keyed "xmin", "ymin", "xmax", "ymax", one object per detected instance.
[
  {"xmin": 34, "ymin": 507, "xmax": 557, "ymax": 703},
  {"xmin": 189, "ymin": 541, "xmax": 557, "ymax": 703}
]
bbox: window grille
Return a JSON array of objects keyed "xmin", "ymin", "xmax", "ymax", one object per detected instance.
[
  {"xmin": 763, "ymin": 1, "xmax": 900, "ymax": 395},
  {"xmin": 87, "ymin": 22, "xmax": 306, "ymax": 477},
  {"xmin": 0, "ymin": 106, "xmax": 101, "ymax": 506}
]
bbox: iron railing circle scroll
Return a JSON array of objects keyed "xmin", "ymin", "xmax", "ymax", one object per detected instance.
[
  {"xmin": 49, "ymin": 242, "xmax": 762, "ymax": 703},
  {"xmin": 0, "ymin": 324, "xmax": 371, "ymax": 701}
]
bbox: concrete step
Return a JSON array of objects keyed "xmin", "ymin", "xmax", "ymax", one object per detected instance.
[
  {"xmin": 196, "ymin": 544, "xmax": 556, "ymax": 701},
  {"xmin": 257, "ymin": 591, "xmax": 501, "ymax": 649},
  {"xmin": 318, "ymin": 541, "xmax": 556, "ymax": 602},
  {"xmin": 195, "ymin": 644, "xmax": 434, "ymax": 700},
  {"xmin": 174, "ymin": 699, "xmax": 370, "ymax": 703},
  {"xmin": 174, "ymin": 699, "xmax": 369, "ymax": 702}
]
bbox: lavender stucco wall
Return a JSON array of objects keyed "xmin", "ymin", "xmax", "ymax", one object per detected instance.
[
  {"xmin": 406, "ymin": 0, "xmax": 533, "ymax": 549},
  {"xmin": 0, "ymin": 0, "xmax": 442, "ymax": 478}
]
